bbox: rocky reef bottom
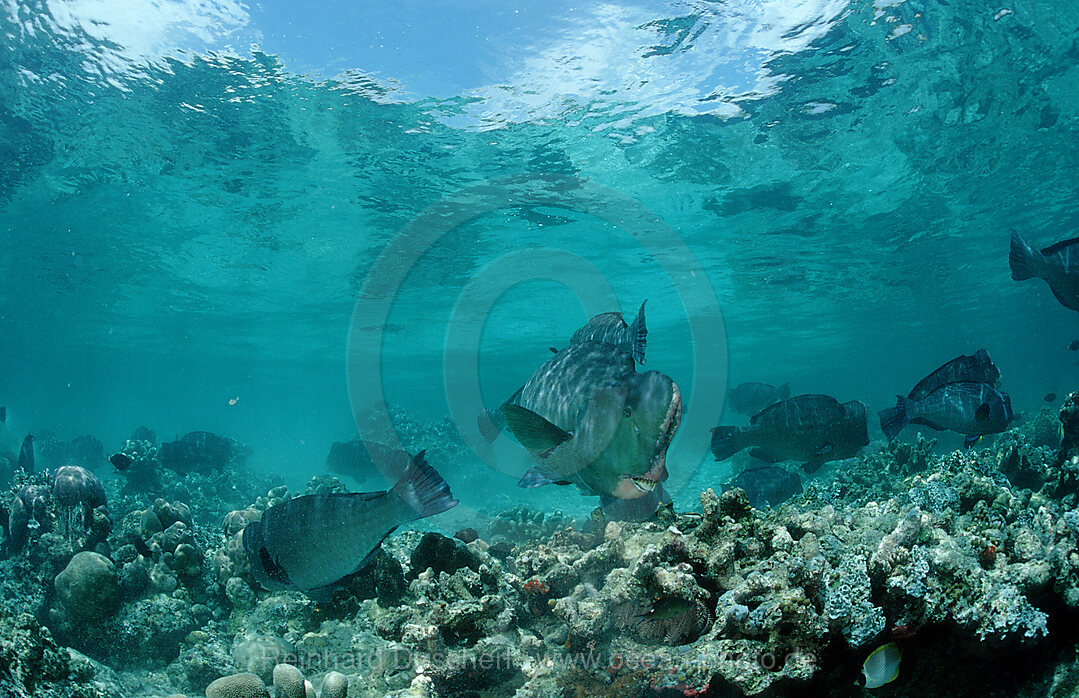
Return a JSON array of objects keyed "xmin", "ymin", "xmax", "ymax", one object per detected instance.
[{"xmin": 9, "ymin": 398, "xmax": 1079, "ymax": 697}]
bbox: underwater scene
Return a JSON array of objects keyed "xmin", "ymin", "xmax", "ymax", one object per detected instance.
[{"xmin": 2, "ymin": 0, "xmax": 1079, "ymax": 696}]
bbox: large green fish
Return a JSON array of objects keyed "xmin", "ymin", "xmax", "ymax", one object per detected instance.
[
  {"xmin": 242, "ymin": 454, "xmax": 457, "ymax": 596},
  {"xmin": 501, "ymin": 341, "xmax": 681, "ymax": 519}
]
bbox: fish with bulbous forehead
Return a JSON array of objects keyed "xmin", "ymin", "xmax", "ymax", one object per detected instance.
[
  {"xmin": 711, "ymin": 394, "xmax": 868, "ymax": 472},
  {"xmin": 242, "ymin": 454, "xmax": 457, "ymax": 596},
  {"xmin": 501, "ymin": 340, "xmax": 681, "ymax": 520},
  {"xmin": 880, "ymin": 381, "xmax": 1013, "ymax": 447}
]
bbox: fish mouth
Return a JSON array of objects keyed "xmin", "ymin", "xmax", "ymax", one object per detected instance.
[{"xmin": 616, "ymin": 381, "xmax": 682, "ymax": 498}]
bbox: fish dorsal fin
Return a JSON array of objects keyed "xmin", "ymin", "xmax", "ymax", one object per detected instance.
[
  {"xmin": 1041, "ymin": 237, "xmax": 1079, "ymax": 255},
  {"xmin": 501, "ymin": 404, "xmax": 573, "ymax": 453},
  {"xmin": 975, "ymin": 403, "xmax": 991, "ymax": 422}
]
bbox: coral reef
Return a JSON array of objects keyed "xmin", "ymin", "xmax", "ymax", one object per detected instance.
[
  {"xmin": 14, "ymin": 402, "xmax": 1079, "ymax": 697},
  {"xmin": 486, "ymin": 505, "xmax": 577, "ymax": 545},
  {"xmin": 54, "ymin": 551, "xmax": 119, "ymax": 622},
  {"xmin": 0, "ymin": 612, "xmax": 118, "ymax": 698}
]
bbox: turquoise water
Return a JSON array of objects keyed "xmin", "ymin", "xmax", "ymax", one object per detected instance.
[
  {"xmin": 1, "ymin": 2, "xmax": 1077, "ymax": 499},
  {"xmin": 3, "ymin": 1, "xmax": 1078, "ymax": 502},
  {"xmin": 1, "ymin": 1, "xmax": 1079, "ymax": 692}
]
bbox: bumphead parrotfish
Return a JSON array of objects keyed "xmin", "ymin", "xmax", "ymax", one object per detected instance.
[
  {"xmin": 879, "ymin": 381, "xmax": 1013, "ymax": 447},
  {"xmin": 242, "ymin": 453, "xmax": 457, "ymax": 596},
  {"xmin": 711, "ymin": 394, "xmax": 868, "ymax": 472},
  {"xmin": 501, "ymin": 340, "xmax": 681, "ymax": 521}
]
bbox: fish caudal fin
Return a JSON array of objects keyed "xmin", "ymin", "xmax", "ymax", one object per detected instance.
[
  {"xmin": 391, "ymin": 453, "xmax": 459, "ymax": 520},
  {"xmin": 517, "ymin": 467, "xmax": 573, "ymax": 488},
  {"xmin": 630, "ymin": 300, "xmax": 647, "ymax": 364},
  {"xmin": 710, "ymin": 426, "xmax": 747, "ymax": 461},
  {"xmin": 1009, "ymin": 230, "xmax": 1039, "ymax": 281},
  {"xmin": 878, "ymin": 396, "xmax": 911, "ymax": 442}
]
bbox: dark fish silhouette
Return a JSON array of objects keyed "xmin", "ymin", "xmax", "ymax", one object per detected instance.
[
  {"xmin": 109, "ymin": 453, "xmax": 134, "ymax": 471},
  {"xmin": 326, "ymin": 439, "xmax": 419, "ymax": 485},
  {"xmin": 242, "ymin": 455, "xmax": 457, "ymax": 596},
  {"xmin": 907, "ymin": 350, "xmax": 1001, "ymax": 401},
  {"xmin": 879, "ymin": 382, "xmax": 1014, "ymax": 447},
  {"xmin": 727, "ymin": 382, "xmax": 791, "ymax": 416},
  {"xmin": 159, "ymin": 431, "xmax": 241, "ymax": 473},
  {"xmin": 711, "ymin": 395, "xmax": 868, "ymax": 472},
  {"xmin": 727, "ymin": 466, "xmax": 802, "ymax": 509},
  {"xmin": 502, "ymin": 341, "xmax": 681, "ymax": 520},
  {"xmin": 18, "ymin": 435, "xmax": 33, "ymax": 473},
  {"xmin": 1011, "ymin": 231, "xmax": 1079, "ymax": 311},
  {"xmin": 0, "ymin": 406, "xmax": 5, "ymax": 423},
  {"xmin": 1070, "ymin": 340, "xmax": 1079, "ymax": 351},
  {"xmin": 1045, "ymin": 393, "xmax": 1058, "ymax": 403},
  {"xmin": 569, "ymin": 300, "xmax": 647, "ymax": 364}
]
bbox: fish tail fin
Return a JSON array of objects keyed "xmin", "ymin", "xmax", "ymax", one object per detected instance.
[
  {"xmin": 878, "ymin": 396, "xmax": 911, "ymax": 441},
  {"xmin": 391, "ymin": 453, "xmax": 459, "ymax": 519},
  {"xmin": 1009, "ymin": 230, "xmax": 1039, "ymax": 281},
  {"xmin": 778, "ymin": 382, "xmax": 791, "ymax": 400},
  {"xmin": 630, "ymin": 300, "xmax": 647, "ymax": 364},
  {"xmin": 710, "ymin": 426, "xmax": 746, "ymax": 461}
]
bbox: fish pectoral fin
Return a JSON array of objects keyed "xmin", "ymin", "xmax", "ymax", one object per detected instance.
[
  {"xmin": 517, "ymin": 467, "xmax": 568, "ymax": 488},
  {"xmin": 975, "ymin": 403, "xmax": 991, "ymax": 422},
  {"xmin": 502, "ymin": 404, "xmax": 573, "ymax": 452},
  {"xmin": 258, "ymin": 547, "xmax": 290, "ymax": 585},
  {"xmin": 964, "ymin": 434, "xmax": 983, "ymax": 449}
]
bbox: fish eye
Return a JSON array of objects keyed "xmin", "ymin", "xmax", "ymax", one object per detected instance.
[{"xmin": 623, "ymin": 407, "xmax": 632, "ymax": 419}]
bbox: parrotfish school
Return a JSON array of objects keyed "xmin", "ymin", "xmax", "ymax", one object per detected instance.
[{"xmin": 2, "ymin": 2, "xmax": 1079, "ymax": 698}]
